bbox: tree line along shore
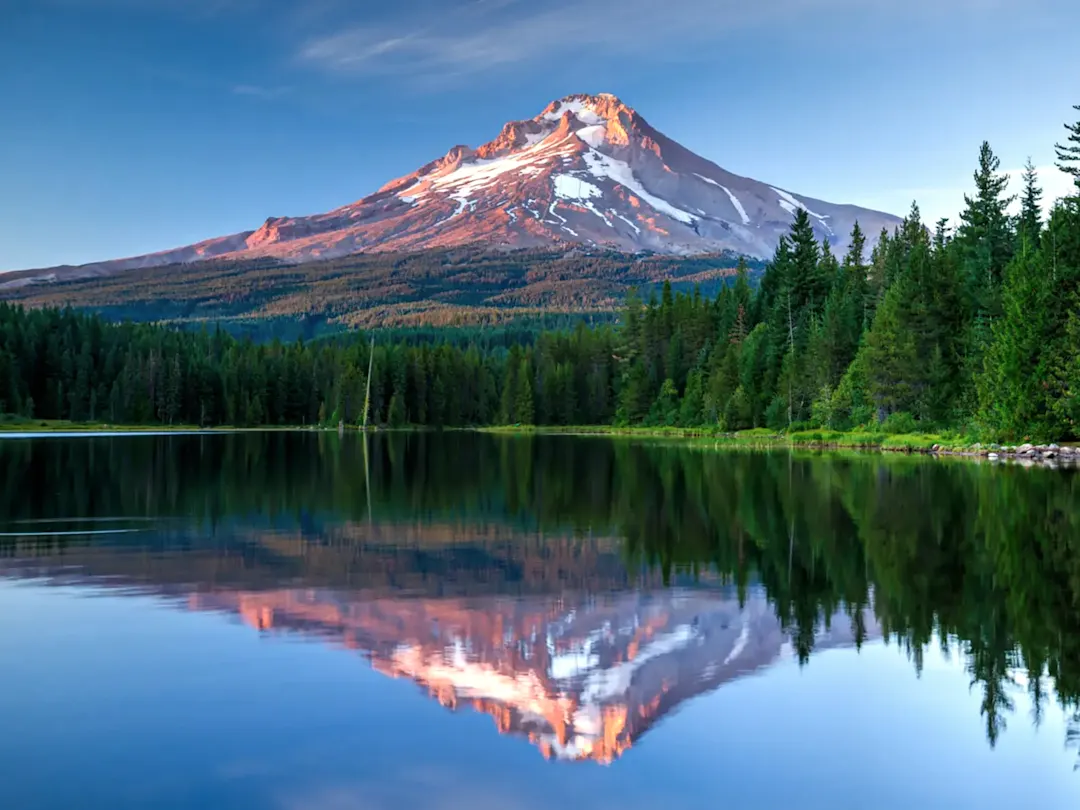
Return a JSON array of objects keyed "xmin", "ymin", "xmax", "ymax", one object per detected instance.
[{"xmin": 2, "ymin": 105, "xmax": 1079, "ymax": 447}]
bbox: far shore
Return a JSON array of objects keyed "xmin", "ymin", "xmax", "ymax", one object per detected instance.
[
  {"xmin": 478, "ymin": 425, "xmax": 1078, "ymax": 463},
  {"xmin": 2, "ymin": 420, "xmax": 1075, "ymax": 465}
]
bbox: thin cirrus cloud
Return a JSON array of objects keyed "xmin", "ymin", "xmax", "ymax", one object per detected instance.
[
  {"xmin": 296, "ymin": 0, "xmax": 822, "ymax": 79},
  {"xmin": 294, "ymin": 0, "xmax": 1030, "ymax": 81},
  {"xmin": 231, "ymin": 84, "xmax": 292, "ymax": 99}
]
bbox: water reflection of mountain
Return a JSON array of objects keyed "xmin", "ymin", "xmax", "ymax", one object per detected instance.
[
  {"xmin": 0, "ymin": 521, "xmax": 877, "ymax": 764},
  {"xmin": 191, "ymin": 588, "xmax": 876, "ymax": 763}
]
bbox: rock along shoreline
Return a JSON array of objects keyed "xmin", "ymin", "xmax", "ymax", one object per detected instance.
[{"xmin": 927, "ymin": 442, "xmax": 1079, "ymax": 467}]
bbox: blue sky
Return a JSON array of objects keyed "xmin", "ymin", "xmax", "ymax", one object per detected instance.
[{"xmin": 2, "ymin": 0, "xmax": 1078, "ymax": 271}]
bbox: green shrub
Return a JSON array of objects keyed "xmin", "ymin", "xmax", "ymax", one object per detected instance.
[
  {"xmin": 880, "ymin": 433, "xmax": 941, "ymax": 451},
  {"xmin": 735, "ymin": 428, "xmax": 777, "ymax": 439},
  {"xmin": 765, "ymin": 395, "xmax": 788, "ymax": 430},
  {"xmin": 881, "ymin": 411, "xmax": 918, "ymax": 435}
]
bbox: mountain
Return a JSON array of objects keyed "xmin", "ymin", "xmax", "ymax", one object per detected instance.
[{"xmin": 8, "ymin": 93, "xmax": 900, "ymax": 286}]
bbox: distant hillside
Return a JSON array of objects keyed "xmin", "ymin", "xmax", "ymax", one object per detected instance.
[{"xmin": 0, "ymin": 245, "xmax": 763, "ymax": 336}]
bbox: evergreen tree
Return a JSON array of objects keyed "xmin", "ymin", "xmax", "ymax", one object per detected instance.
[
  {"xmin": 1056, "ymin": 105, "xmax": 1080, "ymax": 196},
  {"xmin": 862, "ymin": 280, "xmax": 918, "ymax": 418},
  {"xmin": 648, "ymin": 378, "xmax": 680, "ymax": 426},
  {"xmin": 514, "ymin": 357, "xmax": 535, "ymax": 425},
  {"xmin": 978, "ymin": 241, "xmax": 1054, "ymax": 440},
  {"xmin": 387, "ymin": 392, "xmax": 406, "ymax": 427},
  {"xmin": 957, "ymin": 141, "xmax": 1016, "ymax": 318},
  {"xmin": 1017, "ymin": 158, "xmax": 1043, "ymax": 247}
]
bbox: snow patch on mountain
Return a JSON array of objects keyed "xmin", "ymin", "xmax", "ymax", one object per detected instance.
[
  {"xmin": 430, "ymin": 132, "xmax": 577, "ymax": 201},
  {"xmin": 553, "ymin": 173, "xmax": 612, "ymax": 227},
  {"xmin": 582, "ymin": 150, "xmax": 698, "ymax": 224},
  {"xmin": 613, "ymin": 211, "xmax": 641, "ymax": 234},
  {"xmin": 524, "ymin": 130, "xmax": 550, "ymax": 146},
  {"xmin": 771, "ymin": 187, "xmax": 823, "ymax": 217},
  {"xmin": 772, "ymin": 187, "xmax": 834, "ymax": 236},
  {"xmin": 576, "ymin": 125, "xmax": 607, "ymax": 148},
  {"xmin": 696, "ymin": 174, "xmax": 752, "ymax": 225},
  {"xmin": 553, "ymin": 174, "xmax": 602, "ymax": 200},
  {"xmin": 543, "ymin": 99, "xmax": 604, "ymax": 126},
  {"xmin": 719, "ymin": 187, "xmax": 751, "ymax": 225}
]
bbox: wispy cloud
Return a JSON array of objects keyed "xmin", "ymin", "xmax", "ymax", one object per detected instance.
[
  {"xmin": 231, "ymin": 83, "xmax": 291, "ymax": 100},
  {"xmin": 297, "ymin": 0, "xmax": 777, "ymax": 78},
  {"xmin": 295, "ymin": 0, "xmax": 1028, "ymax": 81}
]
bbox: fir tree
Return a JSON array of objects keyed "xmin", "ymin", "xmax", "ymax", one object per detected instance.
[
  {"xmin": 514, "ymin": 357, "xmax": 535, "ymax": 425},
  {"xmin": 387, "ymin": 392, "xmax": 406, "ymax": 427},
  {"xmin": 978, "ymin": 241, "xmax": 1054, "ymax": 440},
  {"xmin": 1055, "ymin": 105, "xmax": 1080, "ymax": 195},
  {"xmin": 957, "ymin": 141, "xmax": 1016, "ymax": 316},
  {"xmin": 862, "ymin": 281, "xmax": 918, "ymax": 419},
  {"xmin": 1017, "ymin": 158, "xmax": 1043, "ymax": 247}
]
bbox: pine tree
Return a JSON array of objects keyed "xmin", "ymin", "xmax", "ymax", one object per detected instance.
[
  {"xmin": 1017, "ymin": 158, "xmax": 1043, "ymax": 247},
  {"xmin": 648, "ymin": 378, "xmax": 679, "ymax": 426},
  {"xmin": 957, "ymin": 141, "xmax": 1016, "ymax": 317},
  {"xmin": 865, "ymin": 228, "xmax": 891, "ymax": 326},
  {"xmin": 499, "ymin": 348, "xmax": 518, "ymax": 423},
  {"xmin": 788, "ymin": 208, "xmax": 826, "ymax": 318},
  {"xmin": 514, "ymin": 357, "xmax": 535, "ymax": 425},
  {"xmin": 678, "ymin": 370, "xmax": 704, "ymax": 426},
  {"xmin": 842, "ymin": 221, "xmax": 868, "ymax": 326},
  {"xmin": 862, "ymin": 281, "xmax": 918, "ymax": 419},
  {"xmin": 1048, "ymin": 296, "xmax": 1080, "ymax": 434},
  {"xmin": 1055, "ymin": 105, "xmax": 1080, "ymax": 196},
  {"xmin": 978, "ymin": 242, "xmax": 1054, "ymax": 440},
  {"xmin": 387, "ymin": 393, "xmax": 406, "ymax": 427}
]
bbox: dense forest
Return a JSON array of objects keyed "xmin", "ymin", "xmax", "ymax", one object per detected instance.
[
  {"xmin": 2, "ymin": 106, "xmax": 1079, "ymax": 440},
  {"xmin": 1, "ymin": 245, "xmax": 759, "ymax": 338}
]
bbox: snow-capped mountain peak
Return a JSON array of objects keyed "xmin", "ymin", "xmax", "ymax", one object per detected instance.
[{"xmin": 9, "ymin": 93, "xmax": 901, "ymax": 282}]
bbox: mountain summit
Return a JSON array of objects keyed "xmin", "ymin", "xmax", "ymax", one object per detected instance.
[{"xmin": 13, "ymin": 93, "xmax": 901, "ymax": 282}]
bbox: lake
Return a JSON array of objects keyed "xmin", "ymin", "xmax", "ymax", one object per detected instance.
[{"xmin": 1, "ymin": 431, "xmax": 1079, "ymax": 809}]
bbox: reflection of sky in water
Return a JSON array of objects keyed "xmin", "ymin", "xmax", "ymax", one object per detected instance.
[{"xmin": 1, "ymin": 579, "xmax": 1076, "ymax": 810}]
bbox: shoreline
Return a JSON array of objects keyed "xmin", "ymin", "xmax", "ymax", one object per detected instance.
[
  {"xmin": 478, "ymin": 425, "xmax": 1080, "ymax": 464},
  {"xmin": 3, "ymin": 420, "xmax": 1076, "ymax": 465}
]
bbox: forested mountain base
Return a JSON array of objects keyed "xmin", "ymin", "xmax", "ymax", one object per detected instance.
[
  {"xmin": 0, "ymin": 246, "xmax": 759, "ymax": 338},
  {"xmin": 3, "ymin": 109, "xmax": 1080, "ymax": 440}
]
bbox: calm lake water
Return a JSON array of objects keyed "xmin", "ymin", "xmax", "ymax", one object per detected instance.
[{"xmin": 2, "ymin": 432, "xmax": 1079, "ymax": 809}]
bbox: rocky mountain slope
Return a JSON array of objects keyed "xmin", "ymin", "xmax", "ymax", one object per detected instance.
[{"xmin": 8, "ymin": 93, "xmax": 900, "ymax": 286}]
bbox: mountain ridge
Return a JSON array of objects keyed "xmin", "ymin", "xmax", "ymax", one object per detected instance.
[{"xmin": 6, "ymin": 93, "xmax": 900, "ymax": 287}]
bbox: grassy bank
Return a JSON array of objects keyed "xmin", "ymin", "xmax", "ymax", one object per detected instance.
[
  {"xmin": 479, "ymin": 424, "xmax": 1076, "ymax": 460},
  {"xmin": 479, "ymin": 424, "xmax": 958, "ymax": 448}
]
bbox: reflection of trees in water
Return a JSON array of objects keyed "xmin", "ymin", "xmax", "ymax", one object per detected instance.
[
  {"xmin": 1069, "ymin": 713, "xmax": 1080, "ymax": 770},
  {"xmin": 3, "ymin": 432, "xmax": 1080, "ymax": 753}
]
